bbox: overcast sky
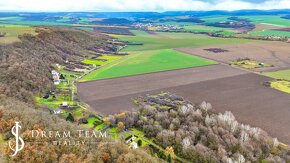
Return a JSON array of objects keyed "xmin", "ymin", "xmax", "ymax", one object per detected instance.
[{"xmin": 0, "ymin": 0, "xmax": 290, "ymax": 12}]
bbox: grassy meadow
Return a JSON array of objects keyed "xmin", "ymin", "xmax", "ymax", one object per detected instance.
[
  {"xmin": 80, "ymin": 49, "xmax": 217, "ymax": 81},
  {"xmin": 0, "ymin": 24, "xmax": 36, "ymax": 43}
]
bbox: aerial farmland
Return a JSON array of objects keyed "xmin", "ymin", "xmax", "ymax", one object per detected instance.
[{"xmin": 1, "ymin": 8, "xmax": 290, "ymax": 162}]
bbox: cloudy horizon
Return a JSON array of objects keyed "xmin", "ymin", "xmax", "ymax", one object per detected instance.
[{"xmin": 0, "ymin": 0, "xmax": 290, "ymax": 12}]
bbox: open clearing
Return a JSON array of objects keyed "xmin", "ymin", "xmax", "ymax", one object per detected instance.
[
  {"xmin": 178, "ymin": 41, "xmax": 290, "ymax": 72},
  {"xmin": 80, "ymin": 49, "xmax": 217, "ymax": 81},
  {"xmin": 78, "ymin": 64, "xmax": 290, "ymax": 144},
  {"xmin": 0, "ymin": 24, "xmax": 36, "ymax": 44}
]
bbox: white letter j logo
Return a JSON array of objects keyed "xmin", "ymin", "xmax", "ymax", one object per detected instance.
[{"xmin": 9, "ymin": 122, "xmax": 25, "ymax": 156}]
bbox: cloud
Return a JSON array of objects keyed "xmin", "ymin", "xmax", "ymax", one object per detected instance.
[{"xmin": 0, "ymin": 0, "xmax": 289, "ymax": 12}]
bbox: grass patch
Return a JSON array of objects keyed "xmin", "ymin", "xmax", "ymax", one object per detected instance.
[
  {"xmin": 72, "ymin": 108, "xmax": 85, "ymax": 120},
  {"xmin": 86, "ymin": 117, "xmax": 100, "ymax": 128},
  {"xmin": 95, "ymin": 123, "xmax": 106, "ymax": 131},
  {"xmin": 35, "ymin": 96, "xmax": 73, "ymax": 109},
  {"xmin": 263, "ymin": 69, "xmax": 290, "ymax": 80},
  {"xmin": 0, "ymin": 133, "xmax": 5, "ymax": 154},
  {"xmin": 134, "ymin": 138, "xmax": 149, "ymax": 147},
  {"xmin": 59, "ymin": 67, "xmax": 82, "ymax": 79},
  {"xmin": 230, "ymin": 59, "xmax": 270, "ymax": 69},
  {"xmin": 82, "ymin": 55, "xmax": 121, "ymax": 66},
  {"xmin": 81, "ymin": 49, "xmax": 217, "ymax": 81},
  {"xmin": 270, "ymin": 80, "xmax": 290, "ymax": 94},
  {"xmin": 109, "ymin": 127, "xmax": 120, "ymax": 139},
  {"xmin": 0, "ymin": 24, "xmax": 36, "ymax": 44},
  {"xmin": 114, "ymin": 31, "xmax": 250, "ymax": 52}
]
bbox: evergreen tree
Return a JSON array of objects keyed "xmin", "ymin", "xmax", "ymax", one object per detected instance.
[{"xmin": 66, "ymin": 113, "xmax": 75, "ymax": 122}]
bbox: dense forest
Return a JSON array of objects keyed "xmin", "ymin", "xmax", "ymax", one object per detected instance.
[
  {"xmin": 0, "ymin": 27, "xmax": 116, "ymax": 103},
  {"xmin": 0, "ymin": 28, "xmax": 161, "ymax": 162}
]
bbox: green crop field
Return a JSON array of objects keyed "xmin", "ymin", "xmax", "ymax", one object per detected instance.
[
  {"xmin": 183, "ymin": 25, "xmax": 234, "ymax": 32},
  {"xmin": 241, "ymin": 16, "xmax": 290, "ymax": 27},
  {"xmin": 115, "ymin": 31, "xmax": 250, "ymax": 52},
  {"xmin": 80, "ymin": 49, "xmax": 217, "ymax": 81},
  {"xmin": 263, "ymin": 69, "xmax": 290, "ymax": 80},
  {"xmin": 250, "ymin": 30, "xmax": 290, "ymax": 37},
  {"xmin": 201, "ymin": 16, "xmax": 233, "ymax": 23},
  {"xmin": 183, "ymin": 25, "xmax": 236, "ymax": 35},
  {"xmin": 154, "ymin": 21, "xmax": 197, "ymax": 25}
]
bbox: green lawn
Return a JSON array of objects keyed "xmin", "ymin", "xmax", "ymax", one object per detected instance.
[
  {"xmin": 81, "ymin": 49, "xmax": 217, "ymax": 81},
  {"xmin": 115, "ymin": 31, "xmax": 249, "ymax": 52},
  {"xmin": 263, "ymin": 69, "xmax": 290, "ymax": 80}
]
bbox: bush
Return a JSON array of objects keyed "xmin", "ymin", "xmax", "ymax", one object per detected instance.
[{"xmin": 137, "ymin": 139, "xmax": 142, "ymax": 146}]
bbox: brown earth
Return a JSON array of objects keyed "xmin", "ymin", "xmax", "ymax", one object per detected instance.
[
  {"xmin": 251, "ymin": 24, "xmax": 284, "ymax": 32},
  {"xmin": 77, "ymin": 64, "xmax": 247, "ymax": 102},
  {"xmin": 78, "ymin": 64, "xmax": 290, "ymax": 144},
  {"xmin": 177, "ymin": 41, "xmax": 290, "ymax": 72}
]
